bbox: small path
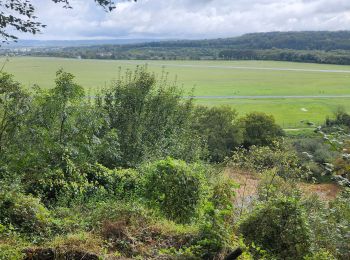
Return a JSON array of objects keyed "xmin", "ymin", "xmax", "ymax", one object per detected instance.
[
  {"xmin": 284, "ymin": 128, "xmax": 315, "ymax": 131},
  {"xmin": 185, "ymin": 95, "xmax": 350, "ymax": 99},
  {"xmin": 118, "ymin": 61, "xmax": 350, "ymax": 74}
]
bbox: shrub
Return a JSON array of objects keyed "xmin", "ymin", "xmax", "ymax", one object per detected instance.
[
  {"xmin": 239, "ymin": 196, "xmax": 311, "ymax": 259},
  {"xmin": 0, "ymin": 244, "xmax": 24, "ymax": 260},
  {"xmin": 304, "ymin": 250, "xmax": 336, "ymax": 260},
  {"xmin": 292, "ymin": 137, "xmax": 338, "ymax": 180},
  {"xmin": 192, "ymin": 105, "xmax": 243, "ymax": 162},
  {"xmin": 239, "ymin": 112, "xmax": 284, "ymax": 147},
  {"xmin": 325, "ymin": 108, "xmax": 350, "ymax": 129},
  {"xmin": 305, "ymin": 189, "xmax": 350, "ymax": 260},
  {"xmin": 84, "ymin": 163, "xmax": 115, "ymax": 193},
  {"xmin": 197, "ymin": 174, "xmax": 237, "ymax": 258},
  {"xmin": 103, "ymin": 66, "xmax": 203, "ymax": 167},
  {"xmin": 84, "ymin": 163, "xmax": 142, "ymax": 199},
  {"xmin": 111, "ymin": 168, "xmax": 142, "ymax": 199},
  {"xmin": 230, "ymin": 144, "xmax": 308, "ymax": 179},
  {"xmin": 293, "ymin": 137, "xmax": 337, "ymax": 164},
  {"xmin": 0, "ymin": 189, "xmax": 51, "ymax": 235},
  {"xmin": 25, "ymin": 166, "xmax": 90, "ymax": 206},
  {"xmin": 257, "ymin": 169, "xmax": 301, "ymax": 201},
  {"xmin": 143, "ymin": 158, "xmax": 208, "ymax": 223}
]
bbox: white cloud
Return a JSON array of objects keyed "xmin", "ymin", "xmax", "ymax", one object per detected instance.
[{"xmin": 24, "ymin": 0, "xmax": 350, "ymax": 40}]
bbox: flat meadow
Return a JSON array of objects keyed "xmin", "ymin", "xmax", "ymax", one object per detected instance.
[{"xmin": 3, "ymin": 56, "xmax": 350, "ymax": 128}]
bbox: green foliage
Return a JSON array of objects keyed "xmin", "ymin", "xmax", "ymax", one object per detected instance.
[
  {"xmin": 84, "ymin": 163, "xmax": 142, "ymax": 199},
  {"xmin": 103, "ymin": 66, "xmax": 202, "ymax": 167},
  {"xmin": 293, "ymin": 137, "xmax": 337, "ymax": 164},
  {"xmin": 0, "ymin": 72, "xmax": 30, "ymax": 155},
  {"xmin": 257, "ymin": 169, "xmax": 301, "ymax": 201},
  {"xmin": 239, "ymin": 196, "xmax": 311, "ymax": 259},
  {"xmin": 326, "ymin": 108, "xmax": 350, "ymax": 129},
  {"xmin": 316, "ymin": 116, "xmax": 350, "ymax": 185},
  {"xmin": 1, "ymin": 64, "xmax": 348, "ymax": 259},
  {"xmin": 0, "ymin": 244, "xmax": 24, "ymax": 260},
  {"xmin": 112, "ymin": 168, "xmax": 142, "ymax": 199},
  {"xmin": 305, "ymin": 189, "xmax": 350, "ymax": 260},
  {"xmin": 240, "ymin": 112, "xmax": 284, "ymax": 147},
  {"xmin": 197, "ymin": 174, "xmax": 237, "ymax": 258},
  {"xmin": 193, "ymin": 106, "xmax": 243, "ymax": 162},
  {"xmin": 304, "ymin": 250, "xmax": 336, "ymax": 260},
  {"xmin": 0, "ymin": 188, "xmax": 52, "ymax": 235},
  {"xmin": 230, "ymin": 143, "xmax": 308, "ymax": 179},
  {"xmin": 292, "ymin": 137, "xmax": 338, "ymax": 181},
  {"xmin": 143, "ymin": 158, "xmax": 208, "ymax": 223}
]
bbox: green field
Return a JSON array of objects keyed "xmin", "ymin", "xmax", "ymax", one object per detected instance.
[{"xmin": 2, "ymin": 56, "xmax": 350, "ymax": 127}]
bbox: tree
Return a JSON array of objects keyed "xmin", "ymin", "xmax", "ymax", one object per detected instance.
[
  {"xmin": 0, "ymin": 0, "xmax": 136, "ymax": 43},
  {"xmin": 240, "ymin": 112, "xmax": 284, "ymax": 147},
  {"xmin": 193, "ymin": 106, "xmax": 243, "ymax": 162},
  {"xmin": 103, "ymin": 66, "xmax": 202, "ymax": 167},
  {"xmin": 0, "ymin": 72, "xmax": 30, "ymax": 154}
]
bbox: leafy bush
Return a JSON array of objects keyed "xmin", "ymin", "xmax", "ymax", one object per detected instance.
[
  {"xmin": 143, "ymin": 158, "xmax": 208, "ymax": 223},
  {"xmin": 0, "ymin": 189, "xmax": 51, "ymax": 235},
  {"xmin": 293, "ymin": 137, "xmax": 337, "ymax": 164},
  {"xmin": 305, "ymin": 189, "xmax": 350, "ymax": 260},
  {"xmin": 192, "ymin": 105, "xmax": 243, "ymax": 162},
  {"xmin": 257, "ymin": 169, "xmax": 301, "ymax": 201},
  {"xmin": 230, "ymin": 144, "xmax": 308, "ymax": 179},
  {"xmin": 197, "ymin": 174, "xmax": 237, "ymax": 258},
  {"xmin": 239, "ymin": 112, "xmax": 284, "ymax": 147},
  {"xmin": 304, "ymin": 250, "xmax": 336, "ymax": 260},
  {"xmin": 0, "ymin": 244, "xmax": 24, "ymax": 260},
  {"xmin": 25, "ymin": 158, "xmax": 91, "ymax": 205},
  {"xmin": 325, "ymin": 108, "xmax": 350, "ymax": 129},
  {"xmin": 291, "ymin": 137, "xmax": 338, "ymax": 180},
  {"xmin": 239, "ymin": 196, "xmax": 311, "ymax": 259},
  {"xmin": 112, "ymin": 168, "xmax": 142, "ymax": 199},
  {"xmin": 84, "ymin": 163, "xmax": 142, "ymax": 199},
  {"xmin": 103, "ymin": 66, "xmax": 203, "ymax": 167}
]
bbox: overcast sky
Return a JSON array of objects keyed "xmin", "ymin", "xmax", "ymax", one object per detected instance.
[{"xmin": 24, "ymin": 0, "xmax": 350, "ymax": 40}]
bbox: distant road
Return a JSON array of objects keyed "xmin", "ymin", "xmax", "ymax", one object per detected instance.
[
  {"xmin": 88, "ymin": 95, "xmax": 350, "ymax": 99},
  {"xmin": 119, "ymin": 61, "xmax": 350, "ymax": 74},
  {"xmin": 186, "ymin": 95, "xmax": 350, "ymax": 99}
]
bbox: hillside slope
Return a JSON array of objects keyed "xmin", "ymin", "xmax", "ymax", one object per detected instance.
[{"xmin": 7, "ymin": 31, "xmax": 350, "ymax": 65}]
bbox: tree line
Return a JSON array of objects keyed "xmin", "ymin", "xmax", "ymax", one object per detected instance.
[{"xmin": 6, "ymin": 31, "xmax": 350, "ymax": 65}]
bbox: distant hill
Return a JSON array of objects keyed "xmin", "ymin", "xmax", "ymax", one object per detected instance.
[
  {"xmin": 4, "ymin": 31, "xmax": 350, "ymax": 65},
  {"xmin": 133, "ymin": 31, "xmax": 350, "ymax": 51},
  {"xmin": 3, "ymin": 38, "xmax": 170, "ymax": 48}
]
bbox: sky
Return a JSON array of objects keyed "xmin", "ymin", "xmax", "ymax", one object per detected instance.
[{"xmin": 22, "ymin": 0, "xmax": 350, "ymax": 40}]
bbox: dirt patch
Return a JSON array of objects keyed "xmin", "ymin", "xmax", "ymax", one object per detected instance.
[
  {"xmin": 298, "ymin": 183, "xmax": 341, "ymax": 201},
  {"xmin": 225, "ymin": 168, "xmax": 260, "ymax": 212},
  {"xmin": 225, "ymin": 167, "xmax": 342, "ymax": 204}
]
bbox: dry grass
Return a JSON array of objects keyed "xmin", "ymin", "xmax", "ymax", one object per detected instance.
[
  {"xmin": 49, "ymin": 232, "xmax": 104, "ymax": 255},
  {"xmin": 298, "ymin": 182, "xmax": 341, "ymax": 201},
  {"xmin": 225, "ymin": 167, "xmax": 261, "ymax": 216},
  {"xmin": 225, "ymin": 166, "xmax": 342, "ymax": 204},
  {"xmin": 100, "ymin": 214, "xmax": 197, "ymax": 259}
]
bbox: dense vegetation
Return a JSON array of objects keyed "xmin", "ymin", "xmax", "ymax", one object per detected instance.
[
  {"xmin": 8, "ymin": 31, "xmax": 350, "ymax": 65},
  {"xmin": 0, "ymin": 67, "xmax": 349, "ymax": 259}
]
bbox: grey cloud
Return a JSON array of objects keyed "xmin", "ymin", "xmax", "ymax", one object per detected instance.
[{"xmin": 26, "ymin": 0, "xmax": 350, "ymax": 40}]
